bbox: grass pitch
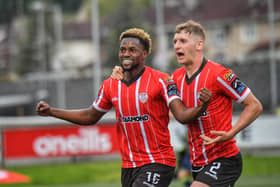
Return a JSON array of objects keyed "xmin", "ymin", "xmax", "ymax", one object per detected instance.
[{"xmin": 3, "ymin": 154, "xmax": 280, "ymax": 187}]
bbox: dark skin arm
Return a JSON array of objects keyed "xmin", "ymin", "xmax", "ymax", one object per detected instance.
[
  {"xmin": 169, "ymin": 87, "xmax": 211, "ymax": 124},
  {"xmin": 36, "ymin": 101, "xmax": 105, "ymax": 125}
]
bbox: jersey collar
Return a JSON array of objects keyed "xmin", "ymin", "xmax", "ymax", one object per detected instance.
[
  {"xmin": 185, "ymin": 57, "xmax": 208, "ymax": 84},
  {"xmin": 122, "ymin": 67, "xmax": 146, "ymax": 86}
]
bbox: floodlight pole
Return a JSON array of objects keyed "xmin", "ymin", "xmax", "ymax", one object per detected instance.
[
  {"xmin": 267, "ymin": 0, "xmax": 277, "ymax": 113},
  {"xmin": 154, "ymin": 0, "xmax": 168, "ymax": 72},
  {"xmin": 91, "ymin": 0, "xmax": 101, "ymax": 98}
]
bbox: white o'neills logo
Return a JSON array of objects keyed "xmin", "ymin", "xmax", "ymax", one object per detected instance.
[{"xmin": 33, "ymin": 128, "xmax": 112, "ymax": 156}]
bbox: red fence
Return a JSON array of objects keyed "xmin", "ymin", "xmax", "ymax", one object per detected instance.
[{"xmin": 3, "ymin": 124, "xmax": 119, "ymax": 160}]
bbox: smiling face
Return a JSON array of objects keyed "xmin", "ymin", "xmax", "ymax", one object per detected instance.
[
  {"xmin": 119, "ymin": 37, "xmax": 147, "ymax": 72},
  {"xmin": 173, "ymin": 30, "xmax": 204, "ymax": 66}
]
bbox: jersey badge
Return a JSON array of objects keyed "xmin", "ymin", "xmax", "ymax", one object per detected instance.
[
  {"xmin": 167, "ymin": 83, "xmax": 180, "ymax": 96},
  {"xmin": 223, "ymin": 70, "xmax": 233, "ymax": 81},
  {"xmin": 165, "ymin": 76, "xmax": 175, "ymax": 83},
  {"xmin": 139, "ymin": 92, "xmax": 148, "ymax": 103},
  {"xmin": 231, "ymin": 78, "xmax": 246, "ymax": 95},
  {"xmin": 226, "ymin": 73, "xmax": 235, "ymax": 82}
]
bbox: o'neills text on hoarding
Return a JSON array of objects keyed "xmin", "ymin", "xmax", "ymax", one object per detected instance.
[
  {"xmin": 33, "ymin": 128, "xmax": 112, "ymax": 156},
  {"xmin": 3, "ymin": 125, "xmax": 119, "ymax": 159}
]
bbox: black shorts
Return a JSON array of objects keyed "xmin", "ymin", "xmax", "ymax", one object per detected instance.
[
  {"xmin": 192, "ymin": 152, "xmax": 242, "ymax": 187},
  {"xmin": 121, "ymin": 163, "xmax": 175, "ymax": 187}
]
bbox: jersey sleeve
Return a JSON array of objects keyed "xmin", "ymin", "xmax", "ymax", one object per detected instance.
[
  {"xmin": 92, "ymin": 79, "xmax": 113, "ymax": 112},
  {"xmin": 216, "ymin": 68, "xmax": 251, "ymax": 103},
  {"xmin": 158, "ymin": 75, "xmax": 181, "ymax": 106}
]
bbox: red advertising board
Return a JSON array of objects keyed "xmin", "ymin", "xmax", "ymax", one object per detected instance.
[{"xmin": 3, "ymin": 124, "xmax": 119, "ymax": 159}]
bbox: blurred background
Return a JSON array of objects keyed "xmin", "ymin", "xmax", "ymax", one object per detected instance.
[
  {"xmin": 0, "ymin": 0, "xmax": 279, "ymax": 186},
  {"xmin": 0, "ymin": 0, "xmax": 279, "ymax": 115}
]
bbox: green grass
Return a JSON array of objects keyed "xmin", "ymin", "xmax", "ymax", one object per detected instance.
[
  {"xmin": 2, "ymin": 154, "xmax": 280, "ymax": 187},
  {"xmin": 241, "ymin": 155, "xmax": 280, "ymax": 176},
  {"xmin": 4, "ymin": 161, "xmax": 121, "ymax": 186}
]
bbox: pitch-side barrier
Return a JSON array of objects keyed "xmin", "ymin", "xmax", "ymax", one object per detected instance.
[{"xmin": 0, "ymin": 114, "xmax": 279, "ymax": 167}]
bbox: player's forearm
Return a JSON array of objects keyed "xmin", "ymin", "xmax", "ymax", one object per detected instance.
[
  {"xmin": 171, "ymin": 104, "xmax": 204, "ymax": 124},
  {"xmin": 50, "ymin": 108, "xmax": 97, "ymax": 126},
  {"xmin": 170, "ymin": 99, "xmax": 207, "ymax": 124},
  {"xmin": 180, "ymin": 104, "xmax": 206, "ymax": 124},
  {"xmin": 230, "ymin": 99, "xmax": 263, "ymax": 137}
]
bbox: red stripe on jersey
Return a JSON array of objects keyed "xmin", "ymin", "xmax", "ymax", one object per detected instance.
[
  {"xmin": 93, "ymin": 66, "xmax": 179, "ymax": 168},
  {"xmin": 172, "ymin": 59, "xmax": 250, "ymax": 167}
]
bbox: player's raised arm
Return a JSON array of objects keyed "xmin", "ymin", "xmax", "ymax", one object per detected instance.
[{"xmin": 36, "ymin": 101, "xmax": 105, "ymax": 126}]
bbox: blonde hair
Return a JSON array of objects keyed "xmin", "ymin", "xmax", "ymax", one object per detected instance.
[
  {"xmin": 120, "ymin": 28, "xmax": 152, "ymax": 54},
  {"xmin": 175, "ymin": 20, "xmax": 206, "ymax": 41}
]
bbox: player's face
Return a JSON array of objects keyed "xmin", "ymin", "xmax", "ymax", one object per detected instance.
[
  {"xmin": 173, "ymin": 31, "xmax": 199, "ymax": 66},
  {"xmin": 119, "ymin": 37, "xmax": 147, "ymax": 72}
]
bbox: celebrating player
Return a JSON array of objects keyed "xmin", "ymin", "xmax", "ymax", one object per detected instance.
[
  {"xmin": 36, "ymin": 28, "xmax": 211, "ymax": 187},
  {"xmin": 112, "ymin": 21, "xmax": 263, "ymax": 187},
  {"xmin": 171, "ymin": 20, "xmax": 263, "ymax": 187}
]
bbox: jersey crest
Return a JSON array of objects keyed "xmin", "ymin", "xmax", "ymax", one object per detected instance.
[{"xmin": 139, "ymin": 92, "xmax": 148, "ymax": 103}]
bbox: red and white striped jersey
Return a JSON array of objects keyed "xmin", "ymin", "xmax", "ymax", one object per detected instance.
[
  {"xmin": 93, "ymin": 66, "xmax": 180, "ymax": 168},
  {"xmin": 172, "ymin": 58, "xmax": 251, "ymax": 167}
]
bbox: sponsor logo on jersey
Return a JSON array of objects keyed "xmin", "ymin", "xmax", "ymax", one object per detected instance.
[
  {"xmin": 196, "ymin": 92, "xmax": 208, "ymax": 117},
  {"xmin": 165, "ymin": 76, "xmax": 174, "ymax": 83},
  {"xmin": 139, "ymin": 92, "xmax": 148, "ymax": 103},
  {"xmin": 227, "ymin": 73, "xmax": 235, "ymax": 82},
  {"xmin": 112, "ymin": 97, "xmax": 118, "ymax": 102},
  {"xmin": 201, "ymin": 111, "xmax": 208, "ymax": 117},
  {"xmin": 231, "ymin": 78, "xmax": 246, "ymax": 95},
  {"xmin": 122, "ymin": 115, "xmax": 149, "ymax": 123},
  {"xmin": 223, "ymin": 70, "xmax": 233, "ymax": 80}
]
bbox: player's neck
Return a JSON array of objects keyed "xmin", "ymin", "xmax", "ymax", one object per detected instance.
[
  {"xmin": 184, "ymin": 56, "xmax": 203, "ymax": 78},
  {"xmin": 123, "ymin": 66, "xmax": 145, "ymax": 82}
]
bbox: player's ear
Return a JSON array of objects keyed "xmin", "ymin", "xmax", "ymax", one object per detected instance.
[
  {"xmin": 142, "ymin": 50, "xmax": 148, "ymax": 58},
  {"xmin": 196, "ymin": 40, "xmax": 204, "ymax": 50}
]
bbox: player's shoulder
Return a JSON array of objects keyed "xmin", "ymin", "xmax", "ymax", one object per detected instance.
[
  {"xmin": 146, "ymin": 66, "xmax": 170, "ymax": 78},
  {"xmin": 145, "ymin": 66, "xmax": 174, "ymax": 84},
  {"xmin": 206, "ymin": 60, "xmax": 238, "ymax": 85},
  {"xmin": 207, "ymin": 59, "xmax": 225, "ymax": 69},
  {"xmin": 171, "ymin": 66, "xmax": 185, "ymax": 82},
  {"xmin": 101, "ymin": 77, "xmax": 119, "ymax": 87},
  {"xmin": 172, "ymin": 66, "xmax": 185, "ymax": 75},
  {"xmin": 206, "ymin": 59, "xmax": 231, "ymax": 75}
]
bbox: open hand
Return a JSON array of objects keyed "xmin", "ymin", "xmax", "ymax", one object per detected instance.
[{"xmin": 200, "ymin": 130, "xmax": 233, "ymax": 145}]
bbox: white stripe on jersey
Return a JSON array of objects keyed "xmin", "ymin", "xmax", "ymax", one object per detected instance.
[
  {"xmin": 217, "ymin": 77, "xmax": 251, "ymax": 103},
  {"xmin": 180, "ymin": 76, "xmax": 185, "ymax": 100},
  {"xmin": 92, "ymin": 85, "xmax": 110, "ymax": 112},
  {"xmin": 180, "ymin": 76, "xmax": 196, "ymax": 162},
  {"xmin": 194, "ymin": 73, "xmax": 208, "ymax": 165},
  {"xmin": 135, "ymin": 77, "xmax": 155, "ymax": 163},
  {"xmin": 118, "ymin": 80, "xmax": 136, "ymax": 167}
]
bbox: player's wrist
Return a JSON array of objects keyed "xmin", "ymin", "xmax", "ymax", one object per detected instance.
[{"xmin": 49, "ymin": 107, "xmax": 55, "ymax": 117}]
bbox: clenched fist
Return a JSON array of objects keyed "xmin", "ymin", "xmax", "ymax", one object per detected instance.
[
  {"xmin": 198, "ymin": 87, "xmax": 212, "ymax": 106},
  {"xmin": 36, "ymin": 101, "xmax": 52, "ymax": 116}
]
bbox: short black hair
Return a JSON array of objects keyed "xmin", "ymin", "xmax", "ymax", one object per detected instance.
[{"xmin": 120, "ymin": 28, "xmax": 152, "ymax": 54}]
